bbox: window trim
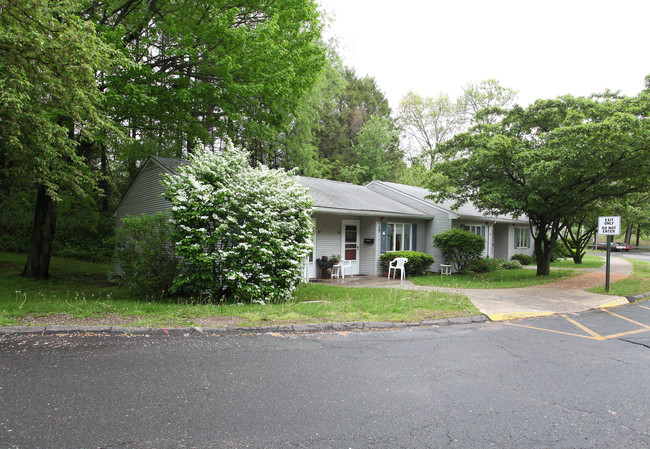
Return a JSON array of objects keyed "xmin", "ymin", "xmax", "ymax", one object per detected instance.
[
  {"xmin": 466, "ymin": 224, "xmax": 483, "ymax": 236},
  {"xmin": 516, "ymin": 226, "xmax": 530, "ymax": 249},
  {"xmin": 386, "ymin": 222, "xmax": 412, "ymax": 252}
]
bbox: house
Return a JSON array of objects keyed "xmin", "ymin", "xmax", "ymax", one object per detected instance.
[
  {"xmin": 299, "ymin": 177, "xmax": 431, "ymax": 279},
  {"xmin": 114, "ymin": 156, "xmax": 534, "ymax": 278},
  {"xmin": 366, "ymin": 181, "xmax": 534, "ymax": 272}
]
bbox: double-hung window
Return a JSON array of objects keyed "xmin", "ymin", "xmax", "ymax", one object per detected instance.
[
  {"xmin": 516, "ymin": 227, "xmax": 530, "ymax": 249},
  {"xmin": 465, "ymin": 225, "xmax": 483, "ymax": 236},
  {"xmin": 387, "ymin": 223, "xmax": 411, "ymax": 252}
]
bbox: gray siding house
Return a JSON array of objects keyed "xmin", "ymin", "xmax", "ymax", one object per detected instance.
[
  {"xmin": 367, "ymin": 181, "xmax": 535, "ymax": 272},
  {"xmin": 115, "ymin": 156, "xmax": 534, "ymax": 279},
  {"xmin": 298, "ymin": 177, "xmax": 429, "ymax": 279}
]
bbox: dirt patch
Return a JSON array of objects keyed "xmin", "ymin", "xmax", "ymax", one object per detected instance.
[
  {"xmin": 540, "ymin": 272, "xmax": 627, "ymax": 289},
  {"xmin": 191, "ymin": 316, "xmax": 245, "ymax": 327},
  {"xmin": 18, "ymin": 314, "xmax": 246, "ymax": 328},
  {"xmin": 18, "ymin": 314, "xmax": 145, "ymax": 327}
]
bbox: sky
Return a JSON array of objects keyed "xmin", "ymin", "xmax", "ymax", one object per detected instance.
[{"xmin": 317, "ymin": 0, "xmax": 650, "ymax": 112}]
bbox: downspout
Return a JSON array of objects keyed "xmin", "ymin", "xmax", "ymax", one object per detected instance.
[{"xmin": 485, "ymin": 220, "xmax": 497, "ymax": 258}]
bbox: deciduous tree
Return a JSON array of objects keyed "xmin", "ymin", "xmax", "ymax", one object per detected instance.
[
  {"xmin": 0, "ymin": 0, "xmax": 122, "ymax": 278},
  {"xmin": 397, "ymin": 91, "xmax": 464, "ymax": 167},
  {"xmin": 85, "ymin": 0, "xmax": 327, "ymax": 164},
  {"xmin": 431, "ymin": 93, "xmax": 650, "ymax": 275},
  {"xmin": 459, "ymin": 79, "xmax": 518, "ymax": 125}
]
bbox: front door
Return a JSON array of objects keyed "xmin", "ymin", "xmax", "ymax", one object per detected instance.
[
  {"xmin": 341, "ymin": 220, "xmax": 360, "ymax": 275},
  {"xmin": 306, "ymin": 220, "xmax": 316, "ymax": 279}
]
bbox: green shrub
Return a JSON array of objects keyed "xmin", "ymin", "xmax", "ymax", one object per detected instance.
[
  {"xmin": 433, "ymin": 228, "xmax": 485, "ymax": 272},
  {"xmin": 379, "ymin": 251, "xmax": 434, "ymax": 277},
  {"xmin": 533, "ymin": 243, "xmax": 572, "ymax": 263},
  {"xmin": 465, "ymin": 257, "xmax": 501, "ymax": 273},
  {"xmin": 511, "ymin": 254, "xmax": 534, "ymax": 265},
  {"xmin": 501, "ymin": 260, "xmax": 523, "ymax": 270},
  {"xmin": 551, "ymin": 243, "xmax": 572, "ymax": 261},
  {"xmin": 162, "ymin": 142, "xmax": 313, "ymax": 302},
  {"xmin": 115, "ymin": 212, "xmax": 178, "ymax": 297}
]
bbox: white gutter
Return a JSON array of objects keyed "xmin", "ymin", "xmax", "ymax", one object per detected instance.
[{"xmin": 313, "ymin": 206, "xmax": 429, "ymax": 219}]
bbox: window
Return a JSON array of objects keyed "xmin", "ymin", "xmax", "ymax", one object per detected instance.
[
  {"xmin": 387, "ymin": 223, "xmax": 411, "ymax": 251},
  {"xmin": 516, "ymin": 227, "xmax": 530, "ymax": 248},
  {"xmin": 465, "ymin": 225, "xmax": 483, "ymax": 236}
]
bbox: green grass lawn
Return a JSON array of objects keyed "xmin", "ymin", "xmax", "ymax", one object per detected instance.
[
  {"xmin": 0, "ymin": 252, "xmax": 479, "ymax": 327},
  {"xmin": 546, "ymin": 254, "xmax": 605, "ymax": 269},
  {"xmin": 410, "ymin": 267, "xmax": 579, "ymax": 289},
  {"xmin": 589, "ymin": 257, "xmax": 650, "ymax": 297}
]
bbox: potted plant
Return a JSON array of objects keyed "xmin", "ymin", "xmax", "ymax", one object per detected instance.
[{"xmin": 316, "ymin": 256, "xmax": 331, "ymax": 279}]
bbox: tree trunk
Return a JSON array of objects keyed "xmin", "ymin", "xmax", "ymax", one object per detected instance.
[
  {"xmin": 534, "ymin": 236, "xmax": 552, "ymax": 276},
  {"xmin": 22, "ymin": 184, "xmax": 57, "ymax": 279},
  {"xmin": 624, "ymin": 223, "xmax": 634, "ymax": 244},
  {"xmin": 98, "ymin": 145, "xmax": 110, "ymax": 212},
  {"xmin": 636, "ymin": 224, "xmax": 641, "ymax": 247},
  {"xmin": 572, "ymin": 251, "xmax": 584, "ymax": 264}
]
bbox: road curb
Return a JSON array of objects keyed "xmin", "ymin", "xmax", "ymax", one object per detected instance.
[
  {"xmin": 487, "ymin": 311, "xmax": 555, "ymax": 321},
  {"xmin": 626, "ymin": 291, "xmax": 650, "ymax": 303},
  {"xmin": 0, "ymin": 315, "xmax": 490, "ymax": 336},
  {"xmin": 597, "ymin": 297, "xmax": 630, "ymax": 308}
]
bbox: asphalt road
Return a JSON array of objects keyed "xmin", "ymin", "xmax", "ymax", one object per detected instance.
[
  {"xmin": 619, "ymin": 250, "xmax": 650, "ymax": 264},
  {"xmin": 1, "ymin": 303, "xmax": 650, "ymax": 449}
]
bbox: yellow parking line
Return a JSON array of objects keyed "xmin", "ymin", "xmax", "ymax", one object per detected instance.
[
  {"xmin": 640, "ymin": 305, "xmax": 650, "ymax": 311},
  {"xmin": 505, "ymin": 322, "xmax": 600, "ymax": 340},
  {"xmin": 601, "ymin": 309, "xmax": 650, "ymax": 329},
  {"xmin": 601, "ymin": 328, "xmax": 650, "ymax": 339},
  {"xmin": 561, "ymin": 314, "xmax": 605, "ymax": 340},
  {"xmin": 506, "ymin": 307, "xmax": 650, "ymax": 341}
]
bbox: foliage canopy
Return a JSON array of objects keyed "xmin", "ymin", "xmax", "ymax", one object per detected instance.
[{"xmin": 431, "ymin": 94, "xmax": 650, "ymax": 275}]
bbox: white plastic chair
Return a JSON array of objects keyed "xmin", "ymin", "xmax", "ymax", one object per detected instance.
[
  {"xmin": 332, "ymin": 260, "xmax": 352, "ymax": 279},
  {"xmin": 388, "ymin": 257, "xmax": 408, "ymax": 280}
]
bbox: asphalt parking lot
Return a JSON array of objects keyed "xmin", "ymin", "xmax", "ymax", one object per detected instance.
[{"xmin": 504, "ymin": 302, "xmax": 650, "ymax": 343}]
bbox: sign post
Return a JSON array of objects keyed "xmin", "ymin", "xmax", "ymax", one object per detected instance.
[{"xmin": 598, "ymin": 216, "xmax": 621, "ymax": 292}]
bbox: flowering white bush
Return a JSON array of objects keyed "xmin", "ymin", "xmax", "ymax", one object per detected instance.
[{"xmin": 162, "ymin": 142, "xmax": 313, "ymax": 302}]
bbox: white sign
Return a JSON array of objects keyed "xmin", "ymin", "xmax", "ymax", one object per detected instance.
[{"xmin": 598, "ymin": 216, "xmax": 621, "ymax": 235}]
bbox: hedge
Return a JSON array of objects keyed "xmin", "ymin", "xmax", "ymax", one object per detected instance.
[
  {"xmin": 379, "ymin": 251, "xmax": 434, "ymax": 277},
  {"xmin": 511, "ymin": 253, "xmax": 534, "ymax": 265}
]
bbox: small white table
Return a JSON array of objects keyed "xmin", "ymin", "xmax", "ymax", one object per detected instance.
[{"xmin": 440, "ymin": 264, "xmax": 452, "ymax": 276}]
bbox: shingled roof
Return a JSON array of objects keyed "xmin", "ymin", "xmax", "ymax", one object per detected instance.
[
  {"xmin": 299, "ymin": 177, "xmax": 428, "ymax": 218},
  {"xmin": 149, "ymin": 155, "xmax": 190, "ymax": 174},
  {"xmin": 368, "ymin": 181, "xmax": 527, "ymax": 223},
  {"xmin": 142, "ymin": 156, "xmax": 427, "ymax": 218}
]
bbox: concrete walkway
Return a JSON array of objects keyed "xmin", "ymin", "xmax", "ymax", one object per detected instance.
[
  {"xmin": 319, "ymin": 256, "xmax": 634, "ymax": 321},
  {"xmin": 464, "ymin": 256, "xmax": 632, "ymax": 320}
]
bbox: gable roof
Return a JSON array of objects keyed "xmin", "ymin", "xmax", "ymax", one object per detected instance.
[
  {"xmin": 149, "ymin": 155, "xmax": 191, "ymax": 174},
  {"xmin": 113, "ymin": 156, "xmax": 177, "ymax": 216},
  {"xmin": 116, "ymin": 156, "xmax": 428, "ymax": 219},
  {"xmin": 368, "ymin": 181, "xmax": 527, "ymax": 223},
  {"xmin": 299, "ymin": 177, "xmax": 428, "ymax": 218}
]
